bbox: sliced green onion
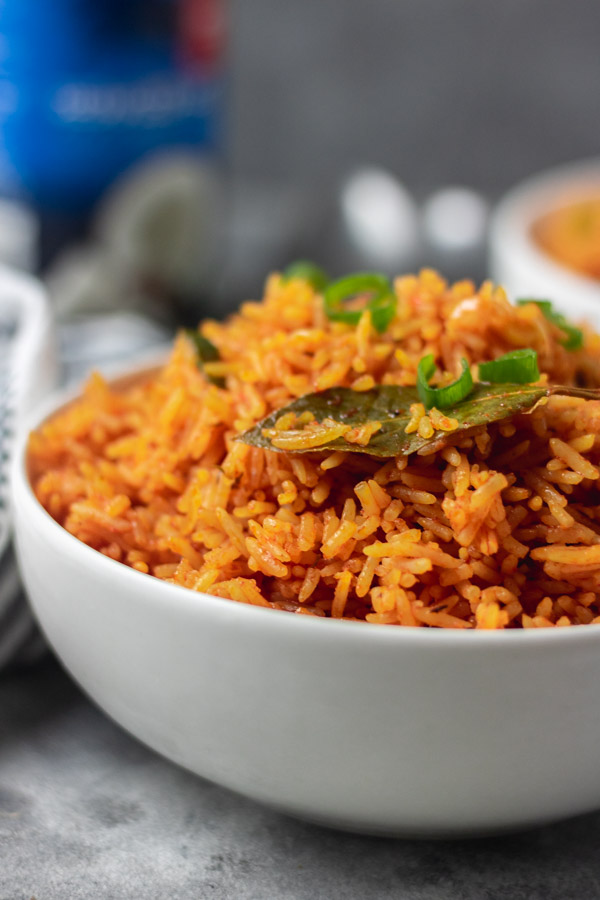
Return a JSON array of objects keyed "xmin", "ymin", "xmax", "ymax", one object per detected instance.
[
  {"xmin": 369, "ymin": 291, "xmax": 397, "ymax": 333},
  {"xmin": 517, "ymin": 298, "xmax": 583, "ymax": 351},
  {"xmin": 479, "ymin": 349, "xmax": 540, "ymax": 384},
  {"xmin": 417, "ymin": 355, "xmax": 474, "ymax": 410},
  {"xmin": 282, "ymin": 260, "xmax": 329, "ymax": 292},
  {"xmin": 324, "ymin": 272, "xmax": 396, "ymax": 333},
  {"xmin": 186, "ymin": 330, "xmax": 225, "ymax": 387},
  {"xmin": 517, "ymin": 298, "xmax": 553, "ymax": 314}
]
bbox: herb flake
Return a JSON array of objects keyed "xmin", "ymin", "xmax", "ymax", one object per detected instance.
[{"xmin": 186, "ymin": 330, "xmax": 225, "ymax": 387}]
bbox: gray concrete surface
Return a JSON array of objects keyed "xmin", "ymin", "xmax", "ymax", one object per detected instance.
[{"xmin": 1, "ymin": 658, "xmax": 600, "ymax": 899}]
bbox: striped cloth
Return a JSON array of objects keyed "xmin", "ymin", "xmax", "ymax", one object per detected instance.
[
  {"xmin": 0, "ymin": 334, "xmax": 40, "ymax": 667},
  {"xmin": 0, "ymin": 270, "xmax": 168, "ymax": 670},
  {"xmin": 0, "ymin": 272, "xmax": 54, "ymax": 668}
]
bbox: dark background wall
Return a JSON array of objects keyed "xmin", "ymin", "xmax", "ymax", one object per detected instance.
[{"xmin": 229, "ymin": 0, "xmax": 600, "ymax": 197}]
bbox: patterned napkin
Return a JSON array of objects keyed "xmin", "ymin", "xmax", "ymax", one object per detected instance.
[
  {"xmin": 0, "ymin": 269, "xmax": 56, "ymax": 668},
  {"xmin": 0, "ymin": 268, "xmax": 169, "ymax": 671}
]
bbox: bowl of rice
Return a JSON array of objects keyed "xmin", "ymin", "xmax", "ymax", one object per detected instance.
[
  {"xmin": 12, "ymin": 267, "xmax": 600, "ymax": 837},
  {"xmin": 490, "ymin": 156, "xmax": 600, "ymax": 323}
]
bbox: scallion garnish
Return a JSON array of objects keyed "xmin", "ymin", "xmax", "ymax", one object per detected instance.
[
  {"xmin": 283, "ymin": 261, "xmax": 329, "ymax": 292},
  {"xmin": 186, "ymin": 330, "xmax": 225, "ymax": 387},
  {"xmin": 417, "ymin": 354, "xmax": 474, "ymax": 410},
  {"xmin": 478, "ymin": 349, "xmax": 540, "ymax": 384},
  {"xmin": 517, "ymin": 298, "xmax": 583, "ymax": 351},
  {"xmin": 368, "ymin": 290, "xmax": 398, "ymax": 333},
  {"xmin": 324, "ymin": 272, "xmax": 396, "ymax": 333}
]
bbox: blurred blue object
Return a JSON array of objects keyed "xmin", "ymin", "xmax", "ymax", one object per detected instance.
[
  {"xmin": 0, "ymin": 0, "xmax": 225, "ymax": 212},
  {"xmin": 0, "ymin": 0, "xmax": 226, "ymax": 313}
]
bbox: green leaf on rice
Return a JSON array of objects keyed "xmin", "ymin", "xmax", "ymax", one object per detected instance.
[
  {"xmin": 237, "ymin": 383, "xmax": 600, "ymax": 458},
  {"xmin": 185, "ymin": 330, "xmax": 225, "ymax": 387}
]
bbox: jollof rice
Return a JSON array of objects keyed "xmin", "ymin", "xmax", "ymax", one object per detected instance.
[{"xmin": 28, "ymin": 270, "xmax": 600, "ymax": 628}]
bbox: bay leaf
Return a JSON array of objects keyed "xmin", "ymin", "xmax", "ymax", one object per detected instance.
[{"xmin": 237, "ymin": 383, "xmax": 600, "ymax": 458}]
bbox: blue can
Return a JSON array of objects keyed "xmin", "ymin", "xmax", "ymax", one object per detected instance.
[{"xmin": 0, "ymin": 0, "xmax": 226, "ymax": 307}]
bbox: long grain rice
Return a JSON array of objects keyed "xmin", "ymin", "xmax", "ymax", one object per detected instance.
[{"xmin": 28, "ymin": 269, "xmax": 600, "ymax": 628}]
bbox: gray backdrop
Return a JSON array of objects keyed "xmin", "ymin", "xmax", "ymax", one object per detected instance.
[{"xmin": 229, "ymin": 0, "xmax": 600, "ymax": 196}]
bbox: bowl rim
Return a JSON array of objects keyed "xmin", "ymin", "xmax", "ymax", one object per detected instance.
[
  {"xmin": 490, "ymin": 155, "xmax": 600, "ymax": 308},
  {"xmin": 11, "ymin": 360, "xmax": 600, "ymax": 648}
]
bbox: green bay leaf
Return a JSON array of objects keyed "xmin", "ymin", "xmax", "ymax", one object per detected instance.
[{"xmin": 237, "ymin": 383, "xmax": 600, "ymax": 458}]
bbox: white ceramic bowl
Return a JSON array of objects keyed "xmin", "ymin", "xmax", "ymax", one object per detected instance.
[
  {"xmin": 490, "ymin": 157, "xmax": 600, "ymax": 327},
  {"xmin": 11, "ymin": 370, "xmax": 600, "ymax": 838}
]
